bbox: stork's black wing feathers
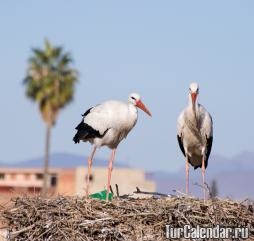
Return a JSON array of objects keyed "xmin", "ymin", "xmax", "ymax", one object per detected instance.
[
  {"xmin": 73, "ymin": 120, "xmax": 104, "ymax": 143},
  {"xmin": 177, "ymin": 135, "xmax": 186, "ymax": 157},
  {"xmin": 73, "ymin": 106, "xmax": 108, "ymax": 144},
  {"xmin": 206, "ymin": 136, "xmax": 213, "ymax": 162},
  {"xmin": 82, "ymin": 107, "xmax": 93, "ymax": 117}
]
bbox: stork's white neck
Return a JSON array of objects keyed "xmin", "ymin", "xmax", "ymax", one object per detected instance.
[
  {"xmin": 188, "ymin": 93, "xmax": 200, "ymax": 128},
  {"xmin": 188, "ymin": 93, "xmax": 199, "ymax": 110},
  {"xmin": 128, "ymin": 103, "xmax": 138, "ymax": 115}
]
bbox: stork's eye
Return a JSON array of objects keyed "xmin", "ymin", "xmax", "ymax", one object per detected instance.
[{"xmin": 131, "ymin": 96, "xmax": 136, "ymax": 100}]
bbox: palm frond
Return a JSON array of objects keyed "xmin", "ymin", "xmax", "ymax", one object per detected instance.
[{"xmin": 23, "ymin": 39, "xmax": 78, "ymax": 125}]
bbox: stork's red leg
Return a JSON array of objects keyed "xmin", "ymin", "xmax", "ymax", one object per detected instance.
[
  {"xmin": 106, "ymin": 149, "xmax": 116, "ymax": 201},
  {"xmin": 202, "ymin": 156, "xmax": 206, "ymax": 201},
  {"xmin": 86, "ymin": 146, "xmax": 97, "ymax": 198},
  {"xmin": 186, "ymin": 157, "xmax": 189, "ymax": 194}
]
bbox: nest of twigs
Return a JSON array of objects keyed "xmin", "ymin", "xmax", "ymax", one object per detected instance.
[{"xmin": 1, "ymin": 195, "xmax": 254, "ymax": 241}]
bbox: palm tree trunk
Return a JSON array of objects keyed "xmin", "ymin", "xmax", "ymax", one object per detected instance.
[{"xmin": 42, "ymin": 124, "xmax": 51, "ymax": 197}]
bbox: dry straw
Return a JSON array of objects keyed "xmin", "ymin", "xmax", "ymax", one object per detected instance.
[{"xmin": 1, "ymin": 195, "xmax": 254, "ymax": 240}]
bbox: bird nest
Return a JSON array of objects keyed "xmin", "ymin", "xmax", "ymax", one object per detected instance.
[{"xmin": 0, "ymin": 195, "xmax": 254, "ymax": 241}]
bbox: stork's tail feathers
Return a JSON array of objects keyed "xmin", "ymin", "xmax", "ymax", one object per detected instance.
[
  {"xmin": 193, "ymin": 159, "xmax": 208, "ymax": 170},
  {"xmin": 73, "ymin": 121, "xmax": 88, "ymax": 144},
  {"xmin": 73, "ymin": 121, "xmax": 93, "ymax": 144},
  {"xmin": 73, "ymin": 133, "xmax": 81, "ymax": 144},
  {"xmin": 73, "ymin": 120, "xmax": 108, "ymax": 144}
]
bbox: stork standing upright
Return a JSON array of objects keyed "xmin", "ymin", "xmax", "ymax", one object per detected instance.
[
  {"xmin": 73, "ymin": 93, "xmax": 152, "ymax": 200},
  {"xmin": 177, "ymin": 83, "xmax": 213, "ymax": 199}
]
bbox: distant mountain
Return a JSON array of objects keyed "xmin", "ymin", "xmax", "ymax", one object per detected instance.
[
  {"xmin": 208, "ymin": 152, "xmax": 254, "ymax": 174},
  {"xmin": 1, "ymin": 151, "xmax": 253, "ymax": 199},
  {"xmin": 153, "ymin": 152, "xmax": 254, "ymax": 200},
  {"xmin": 0, "ymin": 152, "xmax": 129, "ymax": 168},
  {"xmin": 153, "ymin": 170, "xmax": 254, "ymax": 200}
]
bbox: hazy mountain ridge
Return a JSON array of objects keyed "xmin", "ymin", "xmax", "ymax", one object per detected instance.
[
  {"xmin": 0, "ymin": 152, "xmax": 129, "ymax": 168},
  {"xmin": 154, "ymin": 152, "xmax": 254, "ymax": 199},
  {"xmin": 0, "ymin": 151, "xmax": 253, "ymax": 199}
]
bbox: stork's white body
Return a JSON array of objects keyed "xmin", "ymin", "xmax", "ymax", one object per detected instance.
[
  {"xmin": 84, "ymin": 100, "xmax": 138, "ymax": 149},
  {"xmin": 177, "ymin": 103, "xmax": 213, "ymax": 168},
  {"xmin": 177, "ymin": 83, "xmax": 213, "ymax": 199}
]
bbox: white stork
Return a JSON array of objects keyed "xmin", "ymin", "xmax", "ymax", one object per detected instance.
[
  {"xmin": 73, "ymin": 93, "xmax": 152, "ymax": 200},
  {"xmin": 177, "ymin": 83, "xmax": 213, "ymax": 199}
]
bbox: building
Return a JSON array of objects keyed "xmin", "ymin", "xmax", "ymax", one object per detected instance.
[{"xmin": 0, "ymin": 167, "xmax": 155, "ymax": 203}]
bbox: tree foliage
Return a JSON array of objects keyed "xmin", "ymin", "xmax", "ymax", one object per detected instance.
[{"xmin": 24, "ymin": 39, "xmax": 78, "ymax": 126}]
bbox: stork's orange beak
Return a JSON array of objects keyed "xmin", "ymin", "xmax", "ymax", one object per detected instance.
[
  {"xmin": 136, "ymin": 100, "xmax": 152, "ymax": 117},
  {"xmin": 191, "ymin": 93, "xmax": 197, "ymax": 105}
]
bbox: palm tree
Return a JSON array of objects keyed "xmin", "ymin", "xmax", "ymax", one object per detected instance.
[{"xmin": 24, "ymin": 39, "xmax": 78, "ymax": 196}]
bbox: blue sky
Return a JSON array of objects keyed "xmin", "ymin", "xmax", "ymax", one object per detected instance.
[{"xmin": 0, "ymin": 1, "xmax": 254, "ymax": 171}]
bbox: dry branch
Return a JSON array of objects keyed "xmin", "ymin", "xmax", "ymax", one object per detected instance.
[{"xmin": 0, "ymin": 195, "xmax": 254, "ymax": 241}]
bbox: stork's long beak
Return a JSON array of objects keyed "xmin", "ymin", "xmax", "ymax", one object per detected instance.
[
  {"xmin": 136, "ymin": 100, "xmax": 152, "ymax": 117},
  {"xmin": 191, "ymin": 92, "xmax": 197, "ymax": 105}
]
